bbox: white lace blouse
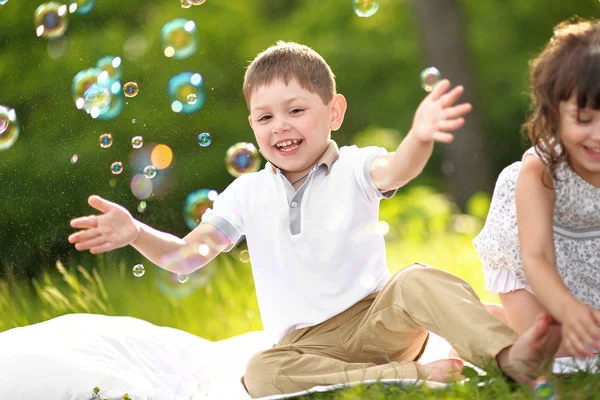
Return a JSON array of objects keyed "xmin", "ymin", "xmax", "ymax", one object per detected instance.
[{"xmin": 473, "ymin": 147, "xmax": 600, "ymax": 308}]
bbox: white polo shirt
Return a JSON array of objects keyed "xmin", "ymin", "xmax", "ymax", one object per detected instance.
[{"xmin": 201, "ymin": 140, "xmax": 395, "ymax": 343}]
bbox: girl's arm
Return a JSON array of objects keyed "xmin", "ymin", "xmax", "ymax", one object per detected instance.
[
  {"xmin": 516, "ymin": 155, "xmax": 600, "ymax": 357},
  {"xmin": 515, "ymin": 156, "xmax": 573, "ymax": 317}
]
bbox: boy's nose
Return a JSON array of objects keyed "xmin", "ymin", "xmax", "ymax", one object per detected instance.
[{"xmin": 272, "ymin": 120, "xmax": 291, "ymax": 134}]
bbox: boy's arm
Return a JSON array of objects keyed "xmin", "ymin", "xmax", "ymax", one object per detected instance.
[
  {"xmin": 69, "ymin": 195, "xmax": 231, "ymax": 274},
  {"xmin": 370, "ymin": 79, "xmax": 471, "ymax": 192},
  {"xmin": 132, "ymin": 222, "xmax": 231, "ymax": 274}
]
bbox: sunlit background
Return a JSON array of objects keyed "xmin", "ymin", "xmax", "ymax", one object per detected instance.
[{"xmin": 1, "ymin": 0, "xmax": 599, "ymax": 339}]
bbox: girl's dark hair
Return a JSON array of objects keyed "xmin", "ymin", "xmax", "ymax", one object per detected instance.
[{"xmin": 524, "ymin": 18, "xmax": 600, "ymax": 180}]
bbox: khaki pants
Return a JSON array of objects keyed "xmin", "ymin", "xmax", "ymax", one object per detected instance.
[{"xmin": 243, "ymin": 263, "xmax": 517, "ymax": 398}]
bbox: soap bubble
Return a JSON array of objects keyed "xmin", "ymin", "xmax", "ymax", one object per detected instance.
[
  {"xmin": 197, "ymin": 132, "xmax": 211, "ymax": 147},
  {"xmin": 180, "ymin": 0, "xmax": 192, "ymax": 8},
  {"xmin": 0, "ymin": 106, "xmax": 19, "ymax": 151},
  {"xmin": 96, "ymin": 55, "xmax": 122, "ymax": 85},
  {"xmin": 83, "ymin": 84, "xmax": 112, "ymax": 118},
  {"xmin": 420, "ymin": 67, "xmax": 441, "ymax": 92},
  {"xmin": 99, "ymin": 133, "xmax": 113, "ymax": 148},
  {"xmin": 123, "ymin": 82, "xmax": 139, "ymax": 98},
  {"xmin": 131, "ymin": 136, "xmax": 143, "ymax": 149},
  {"xmin": 167, "ymin": 72, "xmax": 206, "ymax": 114},
  {"xmin": 183, "ymin": 188, "xmax": 218, "ymax": 230},
  {"xmin": 161, "ymin": 19, "xmax": 198, "ymax": 60},
  {"xmin": 132, "ymin": 264, "xmax": 145, "ymax": 277},
  {"xmin": 143, "ymin": 165, "xmax": 157, "ymax": 179},
  {"xmin": 352, "ymin": 0, "xmax": 379, "ymax": 18},
  {"xmin": 225, "ymin": 142, "xmax": 261, "ymax": 177},
  {"xmin": 35, "ymin": 2, "xmax": 69, "ymax": 39},
  {"xmin": 111, "ymin": 161, "xmax": 123, "ymax": 175},
  {"xmin": 177, "ymin": 274, "xmax": 189, "ymax": 284}
]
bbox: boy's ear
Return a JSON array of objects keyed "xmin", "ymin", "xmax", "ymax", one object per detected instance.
[
  {"xmin": 330, "ymin": 94, "xmax": 347, "ymax": 131},
  {"xmin": 248, "ymin": 115, "xmax": 253, "ymax": 128}
]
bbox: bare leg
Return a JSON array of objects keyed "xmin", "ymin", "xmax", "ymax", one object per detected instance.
[
  {"xmin": 499, "ymin": 290, "xmax": 570, "ymax": 357},
  {"xmin": 496, "ymin": 313, "xmax": 561, "ymax": 384}
]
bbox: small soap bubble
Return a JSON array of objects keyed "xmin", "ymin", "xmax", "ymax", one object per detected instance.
[
  {"xmin": 239, "ymin": 250, "xmax": 250, "ymax": 263},
  {"xmin": 225, "ymin": 142, "xmax": 261, "ymax": 178},
  {"xmin": 183, "ymin": 188, "xmax": 218, "ymax": 230},
  {"xmin": 131, "ymin": 136, "xmax": 143, "ymax": 149},
  {"xmin": 137, "ymin": 201, "xmax": 147, "ymax": 213},
  {"xmin": 189, "ymin": 0, "xmax": 206, "ymax": 4},
  {"xmin": 168, "ymin": 72, "xmax": 206, "ymax": 114},
  {"xmin": 352, "ymin": 0, "xmax": 379, "ymax": 18},
  {"xmin": 35, "ymin": 2, "xmax": 69, "ymax": 39},
  {"xmin": 180, "ymin": 0, "xmax": 192, "ymax": 8},
  {"xmin": 420, "ymin": 67, "xmax": 441, "ymax": 92},
  {"xmin": 108, "ymin": 178, "xmax": 117, "ymax": 187},
  {"xmin": 99, "ymin": 133, "xmax": 113, "ymax": 148},
  {"xmin": 111, "ymin": 161, "xmax": 123, "ymax": 175},
  {"xmin": 132, "ymin": 264, "xmax": 145, "ymax": 277},
  {"xmin": 132, "ymin": 118, "xmax": 136, "ymax": 123},
  {"xmin": 123, "ymin": 82, "xmax": 139, "ymax": 98},
  {"xmin": 197, "ymin": 132, "xmax": 211, "ymax": 147},
  {"xmin": 161, "ymin": 19, "xmax": 198, "ymax": 60},
  {"xmin": 0, "ymin": 0, "xmax": 8, "ymax": 5},
  {"xmin": 84, "ymin": 84, "xmax": 111, "ymax": 117},
  {"xmin": 143, "ymin": 165, "xmax": 157, "ymax": 179},
  {"xmin": 177, "ymin": 274, "xmax": 189, "ymax": 284},
  {"xmin": 186, "ymin": 93, "xmax": 197, "ymax": 105},
  {"xmin": 0, "ymin": 106, "xmax": 19, "ymax": 151},
  {"xmin": 71, "ymin": 154, "xmax": 78, "ymax": 164}
]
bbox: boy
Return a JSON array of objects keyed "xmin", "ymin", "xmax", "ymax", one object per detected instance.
[{"xmin": 69, "ymin": 42, "xmax": 560, "ymax": 398}]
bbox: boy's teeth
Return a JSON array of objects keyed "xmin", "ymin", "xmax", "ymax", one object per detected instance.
[{"xmin": 276, "ymin": 139, "xmax": 300, "ymax": 148}]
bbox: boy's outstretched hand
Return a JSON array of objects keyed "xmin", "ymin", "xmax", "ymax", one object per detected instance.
[
  {"xmin": 410, "ymin": 79, "xmax": 472, "ymax": 144},
  {"xmin": 68, "ymin": 195, "xmax": 141, "ymax": 254}
]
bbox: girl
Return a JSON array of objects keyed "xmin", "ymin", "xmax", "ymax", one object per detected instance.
[{"xmin": 474, "ymin": 18, "xmax": 600, "ymax": 359}]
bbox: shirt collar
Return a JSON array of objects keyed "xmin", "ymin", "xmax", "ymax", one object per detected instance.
[{"xmin": 267, "ymin": 140, "xmax": 340, "ymax": 175}]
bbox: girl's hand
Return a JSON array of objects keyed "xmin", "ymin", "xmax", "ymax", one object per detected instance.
[
  {"xmin": 68, "ymin": 195, "xmax": 141, "ymax": 254},
  {"xmin": 409, "ymin": 79, "xmax": 472, "ymax": 144},
  {"xmin": 560, "ymin": 301, "xmax": 600, "ymax": 358}
]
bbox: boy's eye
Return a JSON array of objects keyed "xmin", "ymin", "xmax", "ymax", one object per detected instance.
[
  {"xmin": 290, "ymin": 108, "xmax": 304, "ymax": 114},
  {"xmin": 258, "ymin": 115, "xmax": 272, "ymax": 122}
]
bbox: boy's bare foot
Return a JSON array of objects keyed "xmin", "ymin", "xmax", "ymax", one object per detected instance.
[
  {"xmin": 417, "ymin": 358, "xmax": 464, "ymax": 382},
  {"xmin": 496, "ymin": 312, "xmax": 561, "ymax": 384}
]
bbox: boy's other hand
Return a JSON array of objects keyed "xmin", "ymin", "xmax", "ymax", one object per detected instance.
[
  {"xmin": 409, "ymin": 79, "xmax": 472, "ymax": 144},
  {"xmin": 68, "ymin": 195, "xmax": 141, "ymax": 254},
  {"xmin": 560, "ymin": 302, "xmax": 600, "ymax": 358}
]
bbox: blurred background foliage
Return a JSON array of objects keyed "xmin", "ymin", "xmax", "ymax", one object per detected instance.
[{"xmin": 1, "ymin": 0, "xmax": 599, "ymax": 284}]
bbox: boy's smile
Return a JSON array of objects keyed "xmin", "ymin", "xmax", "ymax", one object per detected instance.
[{"xmin": 248, "ymin": 78, "xmax": 346, "ymax": 184}]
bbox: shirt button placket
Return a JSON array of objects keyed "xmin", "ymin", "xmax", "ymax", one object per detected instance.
[{"xmin": 290, "ymin": 201, "xmax": 298, "ymax": 208}]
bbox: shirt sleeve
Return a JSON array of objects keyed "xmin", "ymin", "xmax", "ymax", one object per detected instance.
[
  {"xmin": 200, "ymin": 176, "xmax": 246, "ymax": 252},
  {"xmin": 353, "ymin": 145, "xmax": 397, "ymax": 201}
]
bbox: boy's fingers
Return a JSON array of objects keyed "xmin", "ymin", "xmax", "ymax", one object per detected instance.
[
  {"xmin": 429, "ymin": 79, "xmax": 451, "ymax": 100},
  {"xmin": 439, "ymin": 118, "xmax": 465, "ymax": 132},
  {"xmin": 88, "ymin": 195, "xmax": 113, "ymax": 213},
  {"xmin": 442, "ymin": 103, "xmax": 472, "ymax": 120},
  {"xmin": 70, "ymin": 215, "xmax": 98, "ymax": 229},
  {"xmin": 75, "ymin": 236, "xmax": 106, "ymax": 251},
  {"xmin": 440, "ymin": 85, "xmax": 465, "ymax": 106},
  {"xmin": 68, "ymin": 228, "xmax": 99, "ymax": 243},
  {"xmin": 90, "ymin": 243, "xmax": 114, "ymax": 254},
  {"xmin": 433, "ymin": 132, "xmax": 455, "ymax": 143}
]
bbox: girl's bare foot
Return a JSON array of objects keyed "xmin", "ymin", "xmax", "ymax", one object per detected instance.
[
  {"xmin": 496, "ymin": 313, "xmax": 561, "ymax": 384},
  {"xmin": 417, "ymin": 358, "xmax": 465, "ymax": 382}
]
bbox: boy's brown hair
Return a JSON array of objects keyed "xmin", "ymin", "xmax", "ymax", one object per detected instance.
[
  {"xmin": 243, "ymin": 41, "xmax": 336, "ymax": 109},
  {"xmin": 524, "ymin": 18, "xmax": 600, "ymax": 180}
]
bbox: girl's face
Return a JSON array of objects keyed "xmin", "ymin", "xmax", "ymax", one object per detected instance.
[{"xmin": 558, "ymin": 95, "xmax": 600, "ymax": 187}]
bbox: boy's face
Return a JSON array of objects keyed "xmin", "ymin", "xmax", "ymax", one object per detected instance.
[{"xmin": 248, "ymin": 78, "xmax": 346, "ymax": 176}]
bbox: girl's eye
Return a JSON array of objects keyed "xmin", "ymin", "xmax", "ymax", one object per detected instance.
[{"xmin": 577, "ymin": 116, "xmax": 592, "ymax": 124}]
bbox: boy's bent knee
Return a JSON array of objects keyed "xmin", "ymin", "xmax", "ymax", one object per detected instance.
[{"xmin": 244, "ymin": 350, "xmax": 282, "ymax": 398}]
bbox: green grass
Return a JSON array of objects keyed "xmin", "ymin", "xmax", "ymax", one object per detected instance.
[{"xmin": 1, "ymin": 186, "xmax": 597, "ymax": 399}]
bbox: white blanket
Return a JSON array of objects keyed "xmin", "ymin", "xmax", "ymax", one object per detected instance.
[{"xmin": 0, "ymin": 314, "xmax": 595, "ymax": 400}]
